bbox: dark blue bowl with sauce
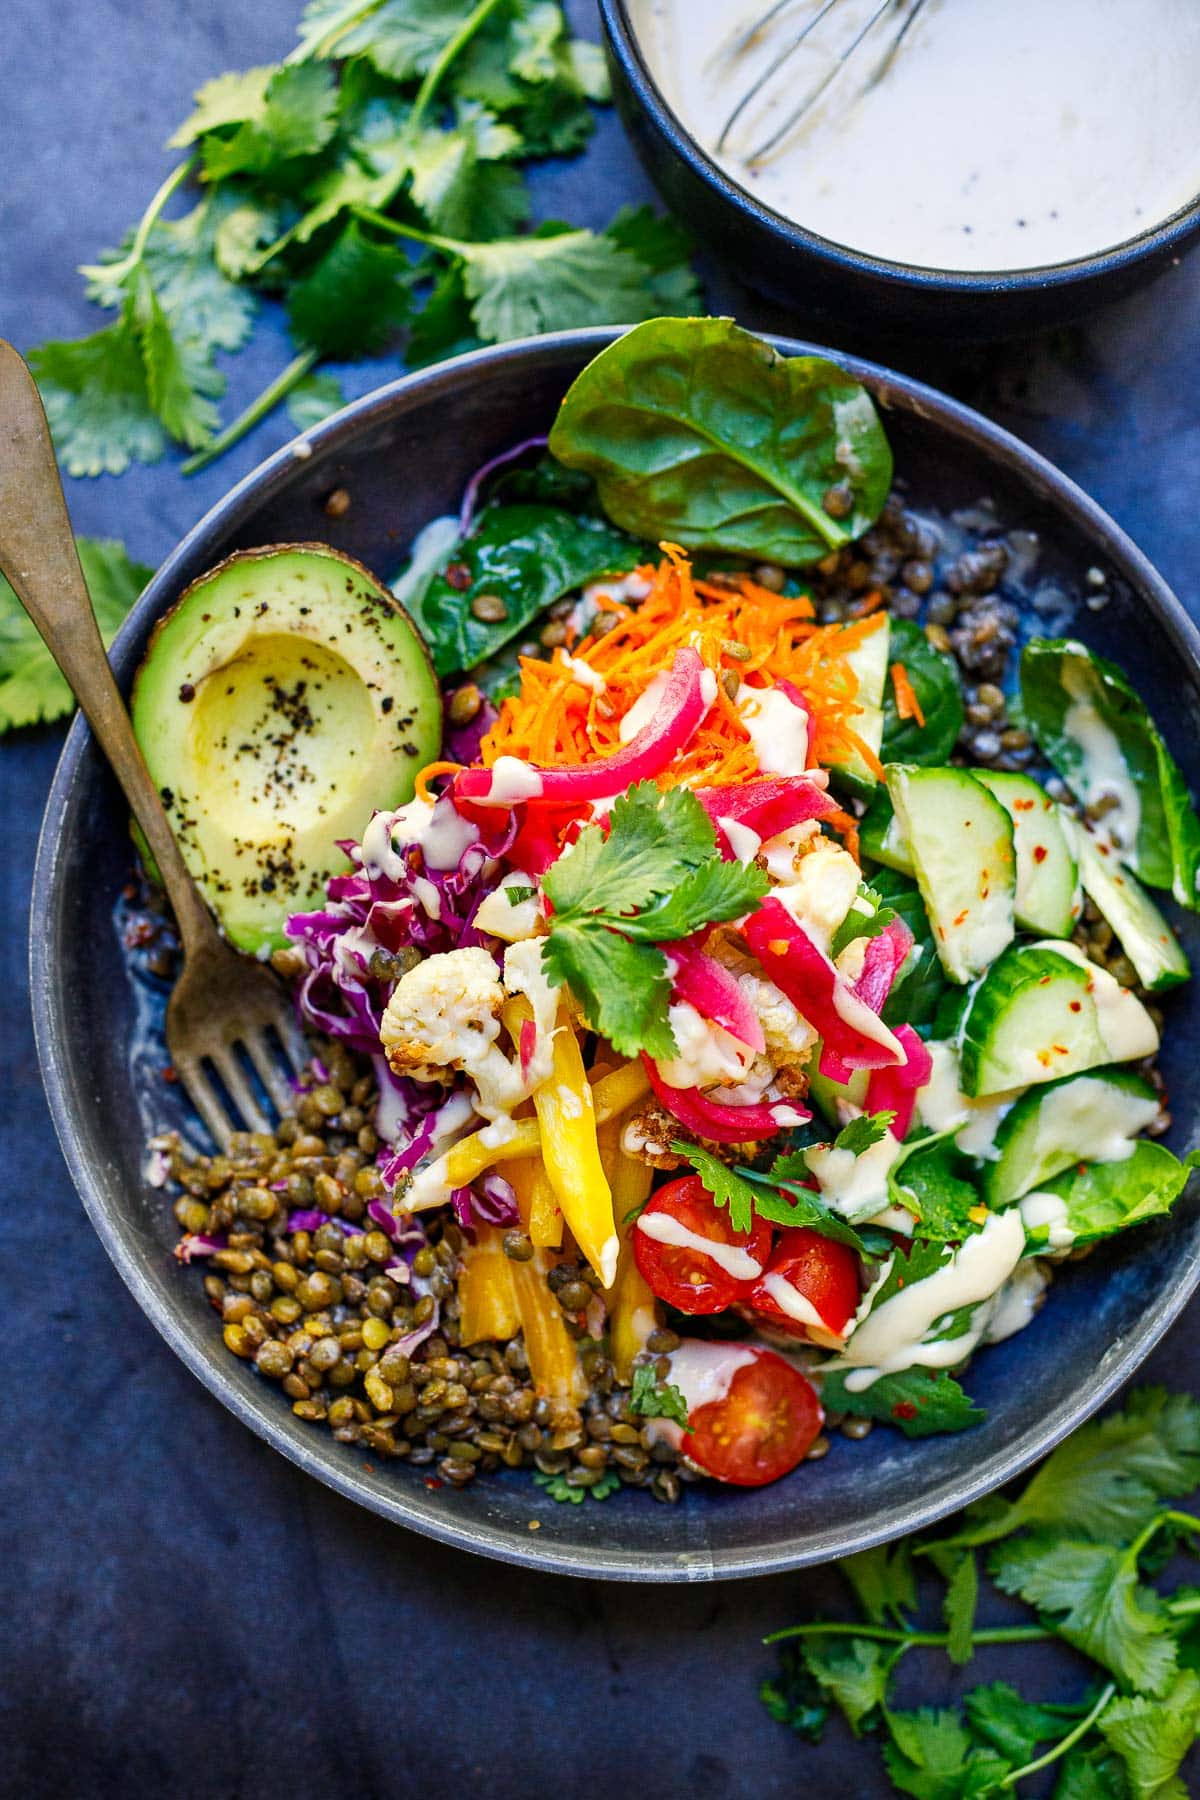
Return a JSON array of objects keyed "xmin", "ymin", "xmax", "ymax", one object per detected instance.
[
  {"xmin": 599, "ymin": 0, "xmax": 1200, "ymax": 341},
  {"xmin": 30, "ymin": 328, "xmax": 1200, "ymax": 1579}
]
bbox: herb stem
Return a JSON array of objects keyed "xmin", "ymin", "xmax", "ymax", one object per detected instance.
[
  {"xmin": 763, "ymin": 1622, "xmax": 1052, "ymax": 1650},
  {"xmin": 81, "ymin": 155, "xmax": 197, "ymax": 286},
  {"xmin": 351, "ymin": 206, "xmax": 460, "ymax": 256},
  {"xmin": 408, "ymin": 0, "xmax": 510, "ymax": 133},
  {"xmin": 999, "ymin": 1681, "xmax": 1116, "ymax": 1789},
  {"xmin": 180, "ymin": 347, "xmax": 320, "ymax": 475}
]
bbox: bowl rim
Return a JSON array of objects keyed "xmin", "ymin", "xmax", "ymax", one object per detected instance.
[
  {"xmin": 30, "ymin": 325, "xmax": 1200, "ymax": 1582},
  {"xmin": 600, "ymin": 0, "xmax": 1200, "ymax": 293}
]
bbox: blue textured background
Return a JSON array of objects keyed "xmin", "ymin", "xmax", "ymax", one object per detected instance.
[{"xmin": 2, "ymin": 3, "xmax": 1200, "ymax": 1794}]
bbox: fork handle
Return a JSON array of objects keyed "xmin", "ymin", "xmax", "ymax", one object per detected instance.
[{"xmin": 0, "ymin": 339, "xmax": 216, "ymax": 956}]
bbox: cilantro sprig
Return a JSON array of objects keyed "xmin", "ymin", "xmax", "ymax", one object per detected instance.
[
  {"xmin": 674, "ymin": 1116, "xmax": 897, "ymax": 1256},
  {"xmin": 541, "ymin": 784, "xmax": 767, "ymax": 1059},
  {"xmin": 29, "ymin": 0, "xmax": 701, "ymax": 480},
  {"xmin": 629, "ymin": 1365, "xmax": 693, "ymax": 1432},
  {"xmin": 761, "ymin": 1387, "xmax": 1200, "ymax": 1797}
]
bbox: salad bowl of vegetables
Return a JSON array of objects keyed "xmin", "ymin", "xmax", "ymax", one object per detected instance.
[{"xmin": 32, "ymin": 319, "xmax": 1200, "ymax": 1578}]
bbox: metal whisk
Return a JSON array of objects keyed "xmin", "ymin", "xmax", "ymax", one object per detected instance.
[{"xmin": 715, "ymin": 0, "xmax": 931, "ymax": 165}]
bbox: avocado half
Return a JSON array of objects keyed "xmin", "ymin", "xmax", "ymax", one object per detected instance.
[{"xmin": 132, "ymin": 544, "xmax": 443, "ymax": 953}]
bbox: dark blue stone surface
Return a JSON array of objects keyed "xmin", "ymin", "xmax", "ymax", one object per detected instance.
[{"xmin": 2, "ymin": 3, "xmax": 1199, "ymax": 1794}]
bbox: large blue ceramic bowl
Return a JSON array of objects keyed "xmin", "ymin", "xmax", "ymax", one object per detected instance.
[{"xmin": 31, "ymin": 329, "xmax": 1200, "ymax": 1580}]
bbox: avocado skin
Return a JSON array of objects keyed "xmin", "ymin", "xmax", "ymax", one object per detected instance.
[{"xmin": 132, "ymin": 542, "xmax": 443, "ymax": 953}]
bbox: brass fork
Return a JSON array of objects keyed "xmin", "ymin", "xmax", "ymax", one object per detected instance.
[{"xmin": 0, "ymin": 339, "xmax": 307, "ymax": 1148}]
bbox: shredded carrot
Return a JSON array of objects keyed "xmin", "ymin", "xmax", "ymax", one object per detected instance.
[
  {"xmin": 479, "ymin": 546, "xmax": 884, "ymax": 838},
  {"xmin": 850, "ymin": 589, "xmax": 885, "ymax": 618},
  {"xmin": 890, "ymin": 662, "xmax": 925, "ymax": 728},
  {"xmin": 414, "ymin": 760, "xmax": 464, "ymax": 802}
]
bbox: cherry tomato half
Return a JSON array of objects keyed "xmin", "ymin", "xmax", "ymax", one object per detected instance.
[
  {"xmin": 688, "ymin": 1348, "xmax": 823, "ymax": 1486},
  {"xmin": 749, "ymin": 1228, "xmax": 860, "ymax": 1345},
  {"xmin": 633, "ymin": 1174, "xmax": 772, "ymax": 1315}
]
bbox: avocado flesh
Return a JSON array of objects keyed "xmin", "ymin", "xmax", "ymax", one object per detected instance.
[{"xmin": 132, "ymin": 544, "xmax": 442, "ymax": 953}]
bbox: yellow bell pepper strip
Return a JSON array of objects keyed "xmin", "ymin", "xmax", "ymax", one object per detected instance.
[
  {"xmin": 524, "ymin": 1152, "xmax": 564, "ymax": 1249},
  {"xmin": 507, "ymin": 1157, "xmax": 586, "ymax": 1402},
  {"xmin": 533, "ymin": 1011, "xmax": 618, "ymax": 1288},
  {"xmin": 597, "ymin": 1119, "xmax": 659, "ymax": 1382},
  {"xmin": 438, "ymin": 1055, "xmax": 650, "ymax": 1193},
  {"xmin": 457, "ymin": 1225, "xmax": 521, "ymax": 1345}
]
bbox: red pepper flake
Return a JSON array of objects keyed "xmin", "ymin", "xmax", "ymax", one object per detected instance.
[
  {"xmin": 1032, "ymin": 844, "xmax": 1048, "ymax": 863},
  {"xmin": 1052, "ymin": 1043, "xmax": 1070, "ymax": 1055},
  {"xmin": 892, "ymin": 1400, "xmax": 918, "ymax": 1421},
  {"xmin": 425, "ymin": 1477, "xmax": 444, "ymax": 1490},
  {"xmin": 953, "ymin": 908, "xmax": 969, "ymax": 927},
  {"xmin": 1013, "ymin": 797, "xmax": 1036, "ymax": 812},
  {"xmin": 1069, "ymin": 1000, "xmax": 1082, "ymax": 1013},
  {"xmin": 162, "ymin": 1065, "xmax": 178, "ymax": 1083},
  {"xmin": 444, "ymin": 561, "xmax": 472, "ymax": 592}
]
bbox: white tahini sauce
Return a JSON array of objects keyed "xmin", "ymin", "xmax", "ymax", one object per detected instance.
[
  {"xmin": 836, "ymin": 1208, "xmax": 1025, "ymax": 1389},
  {"xmin": 642, "ymin": 1340, "xmax": 761, "ymax": 1450},
  {"xmin": 719, "ymin": 816, "xmax": 763, "ymax": 865},
  {"xmin": 1020, "ymin": 1190, "xmax": 1077, "ymax": 1251},
  {"xmin": 1040, "ymin": 940, "xmax": 1159, "ymax": 1063},
  {"xmin": 618, "ymin": 671, "xmax": 671, "ymax": 743},
  {"xmin": 630, "ymin": 0, "xmax": 1200, "ymax": 273},
  {"xmin": 806, "ymin": 1129, "xmax": 903, "ymax": 1223},
  {"xmin": 737, "ymin": 684, "xmax": 810, "ymax": 776},
  {"xmin": 636, "ymin": 1210, "xmax": 764, "ymax": 1282},
  {"xmin": 916, "ymin": 1041, "xmax": 1021, "ymax": 1162},
  {"xmin": 483, "ymin": 756, "xmax": 544, "ymax": 806}
]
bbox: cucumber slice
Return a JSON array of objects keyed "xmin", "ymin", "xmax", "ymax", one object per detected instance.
[
  {"xmin": 887, "ymin": 765, "xmax": 1016, "ymax": 983},
  {"xmin": 984, "ymin": 1068, "xmax": 1161, "ymax": 1206},
  {"xmin": 808, "ymin": 1058, "xmax": 869, "ymax": 1127},
  {"xmin": 975, "ymin": 771, "xmax": 1079, "ymax": 937},
  {"xmin": 1066, "ymin": 817, "xmax": 1190, "ymax": 992},
  {"xmin": 959, "ymin": 939, "xmax": 1159, "ymax": 1097},
  {"xmin": 861, "ymin": 786, "xmax": 914, "ymax": 875},
  {"xmin": 828, "ymin": 620, "xmax": 889, "ymax": 790}
]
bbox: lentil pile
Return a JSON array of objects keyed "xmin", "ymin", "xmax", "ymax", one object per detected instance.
[{"xmin": 150, "ymin": 487, "xmax": 1160, "ymax": 1501}]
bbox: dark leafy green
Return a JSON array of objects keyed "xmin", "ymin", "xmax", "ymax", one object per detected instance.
[
  {"xmin": 547, "ymin": 316, "xmax": 892, "ymax": 564},
  {"xmin": 1026, "ymin": 1143, "xmax": 1200, "ymax": 1250},
  {"xmin": 870, "ymin": 868, "xmax": 950, "ymax": 1033},
  {"xmin": 882, "ymin": 618, "xmax": 965, "ymax": 764},
  {"xmin": 888, "ymin": 1135, "xmax": 984, "ymax": 1241},
  {"xmin": 1020, "ymin": 637, "xmax": 1200, "ymax": 908},
  {"xmin": 818, "ymin": 1367, "xmax": 984, "ymax": 1438},
  {"xmin": 412, "ymin": 501, "xmax": 636, "ymax": 675}
]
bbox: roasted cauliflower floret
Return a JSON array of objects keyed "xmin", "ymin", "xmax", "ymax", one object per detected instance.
[
  {"xmin": 381, "ymin": 947, "xmax": 524, "ymax": 1120},
  {"xmin": 733, "ymin": 971, "xmax": 818, "ymax": 1065}
]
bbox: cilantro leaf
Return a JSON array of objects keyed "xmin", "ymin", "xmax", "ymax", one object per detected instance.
[
  {"xmin": 85, "ymin": 194, "xmax": 257, "ymax": 358},
  {"xmin": 883, "ymin": 1706, "xmax": 1010, "ymax": 1800},
  {"xmin": 839, "ymin": 1541, "xmax": 917, "ymax": 1627},
  {"xmin": 759, "ymin": 1645, "xmax": 830, "ymax": 1743},
  {"xmin": 541, "ymin": 926, "xmax": 676, "ymax": 1061},
  {"xmin": 963, "ymin": 1683, "xmax": 1092, "ymax": 1767},
  {"xmin": 30, "ymin": 318, "xmax": 167, "ymax": 478},
  {"xmin": 675, "ymin": 1142, "xmax": 758, "ymax": 1234},
  {"xmin": 545, "ymin": 782, "xmax": 717, "ymax": 921},
  {"xmin": 678, "ymin": 1142, "xmax": 869, "ymax": 1250},
  {"xmin": 406, "ymin": 105, "xmax": 529, "ymax": 239},
  {"xmin": 819, "ymin": 1367, "xmax": 985, "ymax": 1439},
  {"xmin": 533, "ymin": 1467, "xmax": 620, "ymax": 1504},
  {"xmin": 457, "ymin": 223, "xmax": 669, "ymax": 343},
  {"xmin": 1054, "ymin": 1749, "xmax": 1132, "ymax": 1800},
  {"xmin": 198, "ymin": 62, "xmax": 340, "ymax": 180},
  {"xmin": 989, "ymin": 1535, "xmax": 1178, "ymax": 1697},
  {"xmin": 622, "ymin": 856, "xmax": 768, "ymax": 941},
  {"xmin": 802, "ymin": 1637, "xmax": 890, "ymax": 1736},
  {"xmin": 288, "ymin": 219, "xmax": 413, "ymax": 357},
  {"xmin": 1099, "ymin": 1670, "xmax": 1200, "ymax": 1799},
  {"xmin": 830, "ymin": 883, "xmax": 898, "ymax": 959},
  {"xmin": 944, "ymin": 1389, "xmax": 1200, "ymax": 1550},
  {"xmin": 169, "ymin": 66, "xmax": 275, "ymax": 145},
  {"xmin": 0, "ymin": 539, "xmax": 151, "ymax": 733},
  {"xmin": 605, "ymin": 203, "xmax": 701, "ymax": 315},
  {"xmin": 286, "ymin": 370, "xmax": 346, "ymax": 430},
  {"xmin": 832, "ymin": 1112, "xmax": 896, "ymax": 1156},
  {"xmin": 629, "ymin": 1365, "xmax": 692, "ymax": 1430},
  {"xmin": 504, "ymin": 885, "xmax": 536, "ymax": 908},
  {"xmin": 132, "ymin": 269, "xmax": 222, "ymax": 450},
  {"xmin": 943, "ymin": 1551, "xmax": 979, "ymax": 1666},
  {"xmin": 336, "ymin": 0, "xmax": 461, "ymax": 81},
  {"xmin": 405, "ymin": 259, "xmax": 479, "ymax": 366}
]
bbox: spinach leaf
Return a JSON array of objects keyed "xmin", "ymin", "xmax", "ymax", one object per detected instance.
[
  {"xmin": 870, "ymin": 868, "xmax": 950, "ymax": 1034},
  {"xmin": 1027, "ymin": 1142, "xmax": 1200, "ymax": 1250},
  {"xmin": 547, "ymin": 316, "xmax": 892, "ymax": 565},
  {"xmin": 1020, "ymin": 637, "xmax": 1200, "ymax": 908},
  {"xmin": 819, "ymin": 1366, "xmax": 984, "ymax": 1438},
  {"xmin": 412, "ymin": 501, "xmax": 637, "ymax": 676},
  {"xmin": 881, "ymin": 618, "xmax": 965, "ymax": 765}
]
